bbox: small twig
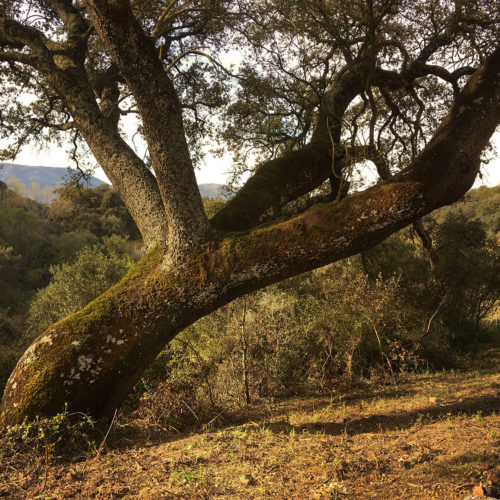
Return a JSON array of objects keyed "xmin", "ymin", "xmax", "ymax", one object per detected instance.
[
  {"xmin": 95, "ymin": 409, "xmax": 117, "ymax": 460},
  {"xmin": 204, "ymin": 409, "xmax": 224, "ymax": 428},
  {"xmin": 132, "ymin": 457, "xmax": 159, "ymax": 485},
  {"xmin": 165, "ymin": 49, "xmax": 221, "ymax": 82},
  {"xmin": 40, "ymin": 441, "xmax": 49, "ymax": 493},
  {"xmin": 425, "ymin": 289, "xmax": 450, "ymax": 335},
  {"xmin": 454, "ymin": 483, "xmax": 474, "ymax": 490},
  {"xmin": 326, "ymin": 116, "xmax": 341, "ymax": 179},
  {"xmin": 415, "ymin": 289, "xmax": 451, "ymax": 348},
  {"xmin": 362, "ymin": 313, "xmax": 398, "ymax": 387},
  {"xmin": 81, "ymin": 409, "xmax": 117, "ymax": 476},
  {"xmin": 181, "ymin": 400, "xmax": 200, "ymax": 423}
]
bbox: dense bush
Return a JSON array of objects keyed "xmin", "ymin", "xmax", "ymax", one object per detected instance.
[
  {"xmin": 50, "ymin": 184, "xmax": 141, "ymax": 240},
  {"xmin": 0, "ymin": 183, "xmax": 141, "ymax": 391},
  {"xmin": 27, "ymin": 236, "xmax": 137, "ymax": 337},
  {"xmin": 0, "ymin": 238, "xmax": 136, "ymax": 391}
]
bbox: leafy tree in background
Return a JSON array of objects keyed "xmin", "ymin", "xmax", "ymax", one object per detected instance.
[
  {"xmin": 0, "ymin": 207, "xmax": 57, "ymax": 311},
  {"xmin": 435, "ymin": 185, "xmax": 500, "ymax": 238},
  {"xmin": 51, "ymin": 184, "xmax": 141, "ymax": 240},
  {"xmin": 0, "ymin": 182, "xmax": 140, "ymax": 392},
  {"xmin": 364, "ymin": 210, "xmax": 500, "ymax": 350},
  {"xmin": 0, "ymin": 0, "xmax": 498, "ymax": 424},
  {"xmin": 433, "ymin": 213, "xmax": 500, "ymax": 333},
  {"xmin": 0, "ymin": 181, "xmax": 139, "ymax": 316}
]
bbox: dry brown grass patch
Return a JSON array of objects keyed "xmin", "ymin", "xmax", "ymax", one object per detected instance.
[{"xmin": 1, "ymin": 366, "xmax": 499, "ymax": 499}]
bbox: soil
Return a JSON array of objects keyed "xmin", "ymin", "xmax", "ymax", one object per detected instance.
[{"xmin": 1, "ymin": 356, "xmax": 499, "ymax": 499}]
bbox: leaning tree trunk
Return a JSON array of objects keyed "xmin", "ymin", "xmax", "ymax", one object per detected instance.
[
  {"xmin": 0, "ymin": 176, "xmax": 434, "ymax": 424},
  {"xmin": 1, "ymin": 47, "xmax": 499, "ymax": 428}
]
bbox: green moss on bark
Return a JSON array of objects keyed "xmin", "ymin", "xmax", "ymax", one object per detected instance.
[{"xmin": 211, "ymin": 138, "xmax": 334, "ymax": 232}]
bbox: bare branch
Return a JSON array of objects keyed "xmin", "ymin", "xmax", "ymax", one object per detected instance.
[
  {"xmin": 165, "ymin": 49, "xmax": 219, "ymax": 77},
  {"xmin": 45, "ymin": 0, "xmax": 90, "ymax": 37},
  {"xmin": 0, "ymin": 50, "xmax": 35, "ymax": 65}
]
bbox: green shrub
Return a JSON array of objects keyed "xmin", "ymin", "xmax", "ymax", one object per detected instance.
[
  {"xmin": 1, "ymin": 404, "xmax": 97, "ymax": 459},
  {"xmin": 27, "ymin": 236, "xmax": 135, "ymax": 337}
]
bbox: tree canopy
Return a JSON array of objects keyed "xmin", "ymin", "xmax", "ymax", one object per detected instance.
[{"xmin": 0, "ymin": 0, "xmax": 498, "ymax": 425}]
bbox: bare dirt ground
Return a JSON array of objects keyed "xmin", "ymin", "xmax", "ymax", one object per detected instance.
[{"xmin": 1, "ymin": 352, "xmax": 499, "ymax": 499}]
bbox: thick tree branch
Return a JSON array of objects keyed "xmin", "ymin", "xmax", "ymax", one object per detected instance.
[
  {"xmin": 84, "ymin": 0, "xmax": 211, "ymax": 256},
  {"xmin": 0, "ymin": 19, "xmax": 48, "ymax": 66},
  {"xmin": 212, "ymin": 64, "xmax": 369, "ymax": 232},
  {"xmin": 211, "ymin": 137, "xmax": 339, "ymax": 231},
  {"xmin": 152, "ymin": 0, "xmax": 179, "ymax": 38},
  {"xmin": 212, "ymin": 14, "xmax": 490, "ymax": 236},
  {"xmin": 45, "ymin": 0, "xmax": 90, "ymax": 37},
  {"xmin": 0, "ymin": 50, "xmax": 34, "ymax": 65},
  {"xmin": 32, "ymin": 117, "xmax": 75, "ymax": 131}
]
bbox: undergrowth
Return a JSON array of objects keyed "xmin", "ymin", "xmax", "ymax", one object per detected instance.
[{"xmin": 0, "ymin": 404, "xmax": 100, "ymax": 465}]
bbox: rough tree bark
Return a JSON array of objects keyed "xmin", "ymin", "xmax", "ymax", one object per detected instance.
[{"xmin": 85, "ymin": 0, "xmax": 212, "ymax": 257}]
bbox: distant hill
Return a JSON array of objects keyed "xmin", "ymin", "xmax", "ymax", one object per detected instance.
[
  {"xmin": 198, "ymin": 183, "xmax": 225, "ymax": 198},
  {"xmin": 432, "ymin": 184, "xmax": 500, "ymax": 237},
  {"xmin": 0, "ymin": 163, "xmax": 107, "ymax": 192},
  {"xmin": 0, "ymin": 163, "xmax": 224, "ymax": 200}
]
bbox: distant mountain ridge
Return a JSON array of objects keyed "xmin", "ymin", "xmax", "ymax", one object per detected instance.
[
  {"xmin": 0, "ymin": 163, "xmax": 106, "ymax": 191},
  {"xmin": 198, "ymin": 183, "xmax": 226, "ymax": 198},
  {"xmin": 0, "ymin": 163, "xmax": 224, "ymax": 199}
]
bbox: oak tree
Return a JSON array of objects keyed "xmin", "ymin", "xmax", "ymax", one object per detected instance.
[{"xmin": 0, "ymin": 0, "xmax": 499, "ymax": 425}]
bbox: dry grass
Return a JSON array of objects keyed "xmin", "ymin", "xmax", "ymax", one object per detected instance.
[{"xmin": 1, "ymin": 357, "xmax": 499, "ymax": 499}]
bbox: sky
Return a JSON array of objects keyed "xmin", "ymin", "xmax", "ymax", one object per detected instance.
[
  {"xmin": 10, "ymin": 142, "xmax": 233, "ymax": 186},
  {"xmin": 4, "ymin": 49, "xmax": 245, "ymax": 187}
]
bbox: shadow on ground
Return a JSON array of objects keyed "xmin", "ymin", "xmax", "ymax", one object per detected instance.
[{"xmin": 247, "ymin": 393, "xmax": 500, "ymax": 437}]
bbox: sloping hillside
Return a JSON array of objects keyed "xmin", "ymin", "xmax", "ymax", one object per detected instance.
[
  {"xmin": 433, "ymin": 185, "xmax": 500, "ymax": 237},
  {"xmin": 1, "ymin": 358, "xmax": 499, "ymax": 499},
  {"xmin": 198, "ymin": 183, "xmax": 226, "ymax": 198}
]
